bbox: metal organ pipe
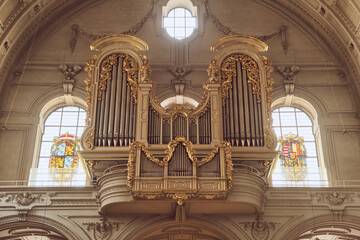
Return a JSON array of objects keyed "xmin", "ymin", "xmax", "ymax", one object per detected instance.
[
  {"xmin": 119, "ymin": 70, "xmax": 127, "ymax": 146},
  {"xmin": 221, "ymin": 55, "xmax": 264, "ymax": 147},
  {"xmin": 93, "ymin": 55, "xmax": 137, "ymax": 147},
  {"xmin": 113, "ymin": 57, "xmax": 123, "ymax": 146},
  {"xmin": 107, "ymin": 63, "xmax": 117, "ymax": 146}
]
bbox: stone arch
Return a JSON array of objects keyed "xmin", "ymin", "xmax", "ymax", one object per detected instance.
[
  {"xmin": 115, "ymin": 215, "xmax": 248, "ymax": 240},
  {"xmin": 274, "ymin": 214, "xmax": 360, "ymax": 240},
  {"xmin": 0, "ymin": 214, "xmax": 84, "ymax": 240}
]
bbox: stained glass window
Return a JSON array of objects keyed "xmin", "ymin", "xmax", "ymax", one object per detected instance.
[
  {"xmin": 30, "ymin": 106, "xmax": 88, "ymax": 187},
  {"xmin": 271, "ymin": 107, "xmax": 327, "ymax": 187},
  {"xmin": 38, "ymin": 107, "xmax": 86, "ymax": 168}
]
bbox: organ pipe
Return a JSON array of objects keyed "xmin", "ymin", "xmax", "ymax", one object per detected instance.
[
  {"xmin": 221, "ymin": 54, "xmax": 264, "ymax": 147},
  {"xmin": 94, "ymin": 54, "xmax": 137, "ymax": 147}
]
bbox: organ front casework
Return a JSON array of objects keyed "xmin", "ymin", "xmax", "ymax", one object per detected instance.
[{"xmin": 80, "ymin": 35, "xmax": 277, "ymax": 214}]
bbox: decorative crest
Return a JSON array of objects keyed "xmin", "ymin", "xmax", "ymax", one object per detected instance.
[
  {"xmin": 278, "ymin": 133, "xmax": 306, "ymax": 168},
  {"xmin": 49, "ymin": 132, "xmax": 80, "ymax": 169}
]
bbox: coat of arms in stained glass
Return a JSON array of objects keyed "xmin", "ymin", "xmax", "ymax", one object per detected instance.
[
  {"xmin": 49, "ymin": 132, "xmax": 80, "ymax": 168},
  {"xmin": 279, "ymin": 133, "xmax": 306, "ymax": 168},
  {"xmin": 278, "ymin": 133, "xmax": 307, "ymax": 181}
]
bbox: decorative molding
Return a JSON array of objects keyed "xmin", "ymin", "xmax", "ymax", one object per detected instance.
[
  {"xmin": 72, "ymin": 0, "xmax": 158, "ymax": 44},
  {"xmin": 169, "ymin": 67, "xmax": 192, "ymax": 95},
  {"xmin": 242, "ymin": 216, "xmax": 277, "ymax": 240},
  {"xmin": 315, "ymin": 192, "xmax": 355, "ymax": 206},
  {"xmin": 207, "ymin": 56, "xmax": 219, "ymax": 83},
  {"xmin": 221, "ymin": 54, "xmax": 261, "ymax": 104},
  {"xmin": 83, "ymin": 218, "xmax": 122, "ymax": 240},
  {"xmin": 0, "ymin": 1, "xmax": 29, "ymax": 38},
  {"xmin": 97, "ymin": 53, "xmax": 139, "ymax": 103},
  {"xmin": 0, "ymin": 192, "xmax": 50, "ymax": 209},
  {"xmin": 276, "ymin": 65, "xmax": 300, "ymax": 95},
  {"xmin": 58, "ymin": 64, "xmax": 82, "ymax": 95},
  {"xmin": 203, "ymin": 0, "xmax": 288, "ymax": 52}
]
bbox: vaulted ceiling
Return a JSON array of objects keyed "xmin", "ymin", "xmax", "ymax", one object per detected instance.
[{"xmin": 0, "ymin": 0, "xmax": 359, "ymax": 110}]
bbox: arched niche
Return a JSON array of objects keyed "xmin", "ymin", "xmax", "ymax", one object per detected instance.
[
  {"xmin": 0, "ymin": 214, "xmax": 83, "ymax": 240},
  {"xmin": 275, "ymin": 214, "xmax": 360, "ymax": 240},
  {"xmin": 115, "ymin": 217, "xmax": 246, "ymax": 240}
]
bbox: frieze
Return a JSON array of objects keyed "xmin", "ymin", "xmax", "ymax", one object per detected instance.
[
  {"xmin": 0, "ymin": 192, "xmax": 50, "ymax": 209},
  {"xmin": 315, "ymin": 192, "xmax": 355, "ymax": 206}
]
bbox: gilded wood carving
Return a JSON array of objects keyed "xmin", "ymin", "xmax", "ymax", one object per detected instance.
[{"xmin": 220, "ymin": 54, "xmax": 261, "ymax": 106}]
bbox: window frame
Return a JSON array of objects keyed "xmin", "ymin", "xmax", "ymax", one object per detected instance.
[
  {"xmin": 31, "ymin": 96, "xmax": 87, "ymax": 169},
  {"xmin": 271, "ymin": 96, "xmax": 328, "ymax": 187}
]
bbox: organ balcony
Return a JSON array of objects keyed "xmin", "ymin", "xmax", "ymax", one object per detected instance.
[{"xmin": 79, "ymin": 34, "xmax": 278, "ymax": 214}]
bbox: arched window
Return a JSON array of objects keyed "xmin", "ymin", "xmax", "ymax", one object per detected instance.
[
  {"xmin": 162, "ymin": 0, "xmax": 197, "ymax": 40},
  {"xmin": 29, "ymin": 97, "xmax": 89, "ymax": 187},
  {"xmin": 271, "ymin": 107, "xmax": 328, "ymax": 187},
  {"xmin": 163, "ymin": 8, "xmax": 196, "ymax": 39}
]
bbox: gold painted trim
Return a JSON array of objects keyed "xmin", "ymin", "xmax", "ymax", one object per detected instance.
[
  {"xmin": 211, "ymin": 35, "xmax": 268, "ymax": 52},
  {"xmin": 220, "ymin": 54, "xmax": 261, "ymax": 106},
  {"xmin": 127, "ymin": 139, "xmax": 233, "ymax": 189},
  {"xmin": 98, "ymin": 53, "xmax": 139, "ymax": 103},
  {"xmin": 133, "ymin": 192, "xmax": 228, "ymax": 205},
  {"xmin": 90, "ymin": 34, "xmax": 149, "ymax": 51},
  {"xmin": 84, "ymin": 54, "xmax": 97, "ymax": 127}
]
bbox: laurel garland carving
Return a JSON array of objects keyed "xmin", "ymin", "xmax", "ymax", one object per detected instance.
[
  {"xmin": 98, "ymin": 53, "xmax": 139, "ymax": 103},
  {"xmin": 221, "ymin": 54, "xmax": 261, "ymax": 106},
  {"xmin": 73, "ymin": 1, "xmax": 157, "ymax": 41}
]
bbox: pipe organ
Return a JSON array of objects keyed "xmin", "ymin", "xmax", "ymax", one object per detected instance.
[
  {"xmin": 80, "ymin": 35, "xmax": 278, "ymax": 213},
  {"xmin": 94, "ymin": 53, "xmax": 138, "ymax": 147},
  {"xmin": 221, "ymin": 54, "xmax": 264, "ymax": 147}
]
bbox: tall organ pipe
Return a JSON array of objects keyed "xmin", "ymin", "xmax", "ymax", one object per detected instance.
[
  {"xmin": 107, "ymin": 64, "xmax": 117, "ymax": 146},
  {"xmin": 93, "ymin": 55, "xmax": 137, "ymax": 147},
  {"xmin": 119, "ymin": 71, "xmax": 127, "ymax": 146},
  {"xmin": 113, "ymin": 57, "xmax": 123, "ymax": 146},
  {"xmin": 221, "ymin": 55, "xmax": 264, "ymax": 147}
]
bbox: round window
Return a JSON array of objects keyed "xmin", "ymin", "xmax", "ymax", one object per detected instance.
[{"xmin": 163, "ymin": 8, "xmax": 196, "ymax": 39}]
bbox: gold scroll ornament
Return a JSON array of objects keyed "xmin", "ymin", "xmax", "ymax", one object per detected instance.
[{"xmin": 220, "ymin": 54, "xmax": 261, "ymax": 106}]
